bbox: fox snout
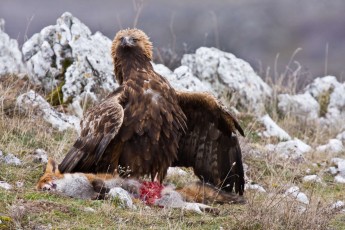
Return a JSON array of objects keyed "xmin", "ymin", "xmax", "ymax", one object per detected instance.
[{"xmin": 41, "ymin": 182, "xmax": 57, "ymax": 191}]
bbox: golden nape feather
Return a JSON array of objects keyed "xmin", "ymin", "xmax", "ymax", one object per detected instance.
[{"xmin": 59, "ymin": 28, "xmax": 245, "ymax": 195}]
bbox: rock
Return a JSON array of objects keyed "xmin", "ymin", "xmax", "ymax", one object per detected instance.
[
  {"xmin": 302, "ymin": 175, "xmax": 322, "ymax": 183},
  {"xmin": 305, "ymin": 76, "xmax": 341, "ymax": 99},
  {"xmin": 83, "ymin": 207, "xmax": 96, "ymax": 212},
  {"xmin": 265, "ymin": 138, "xmax": 312, "ymax": 160},
  {"xmin": 259, "ymin": 114, "xmax": 291, "ymax": 141},
  {"xmin": 2, "ymin": 153, "xmax": 21, "ymax": 166},
  {"xmin": 337, "ymin": 161, "xmax": 345, "ymax": 169},
  {"xmin": 304, "ymin": 76, "xmax": 345, "ymax": 127},
  {"xmin": 284, "ymin": 186, "xmax": 309, "ymax": 205},
  {"xmin": 331, "ymin": 201, "xmax": 344, "ymax": 209},
  {"xmin": 331, "ymin": 157, "xmax": 345, "ymax": 165},
  {"xmin": 153, "ymin": 64, "xmax": 211, "ymax": 92},
  {"xmin": 0, "ymin": 181, "xmax": 12, "ymax": 190},
  {"xmin": 277, "ymin": 92, "xmax": 320, "ymax": 120},
  {"xmin": 324, "ymin": 83, "xmax": 345, "ymax": 126},
  {"xmin": 245, "ymin": 183, "xmax": 266, "ymax": 193},
  {"xmin": 331, "ymin": 158, "xmax": 345, "ymax": 172},
  {"xmin": 316, "ymin": 139, "xmax": 344, "ymax": 154},
  {"xmin": 16, "ymin": 90, "xmax": 80, "ymax": 133},
  {"xmin": 15, "ymin": 181, "xmax": 24, "ymax": 188},
  {"xmin": 0, "ymin": 19, "xmax": 26, "ymax": 76},
  {"xmin": 32, "ymin": 149, "xmax": 49, "ymax": 163},
  {"xmin": 181, "ymin": 47, "xmax": 272, "ymax": 113},
  {"xmin": 167, "ymin": 167, "xmax": 188, "ymax": 177},
  {"xmin": 335, "ymin": 173, "xmax": 345, "ymax": 184},
  {"xmin": 22, "ymin": 12, "xmax": 117, "ymax": 107},
  {"xmin": 108, "ymin": 187, "xmax": 134, "ymax": 209},
  {"xmin": 337, "ymin": 131, "xmax": 345, "ymax": 143},
  {"xmin": 328, "ymin": 167, "xmax": 338, "ymax": 175}
]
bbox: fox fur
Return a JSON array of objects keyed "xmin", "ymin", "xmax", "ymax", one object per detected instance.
[{"xmin": 37, "ymin": 159, "xmax": 244, "ymax": 213}]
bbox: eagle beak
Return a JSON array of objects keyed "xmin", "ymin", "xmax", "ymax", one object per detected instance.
[{"xmin": 121, "ymin": 36, "xmax": 135, "ymax": 47}]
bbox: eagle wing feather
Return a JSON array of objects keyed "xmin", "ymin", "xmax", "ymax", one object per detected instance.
[
  {"xmin": 174, "ymin": 91, "xmax": 245, "ymax": 195},
  {"xmin": 59, "ymin": 87, "xmax": 125, "ymax": 173}
]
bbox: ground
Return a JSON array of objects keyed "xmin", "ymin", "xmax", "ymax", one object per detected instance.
[{"xmin": 1, "ymin": 76, "xmax": 345, "ymax": 230}]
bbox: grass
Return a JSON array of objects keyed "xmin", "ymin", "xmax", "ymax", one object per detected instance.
[{"xmin": 1, "ymin": 74, "xmax": 345, "ymax": 229}]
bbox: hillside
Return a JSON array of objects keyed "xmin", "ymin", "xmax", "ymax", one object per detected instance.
[{"xmin": 1, "ymin": 13, "xmax": 345, "ymax": 230}]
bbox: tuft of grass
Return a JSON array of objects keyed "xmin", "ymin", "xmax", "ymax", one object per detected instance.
[{"xmin": 318, "ymin": 87, "xmax": 333, "ymax": 117}]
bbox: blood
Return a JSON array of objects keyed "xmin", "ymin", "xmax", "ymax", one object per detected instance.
[{"xmin": 139, "ymin": 181, "xmax": 164, "ymax": 205}]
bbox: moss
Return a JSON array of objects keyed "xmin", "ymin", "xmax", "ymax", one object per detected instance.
[
  {"xmin": 0, "ymin": 216, "xmax": 14, "ymax": 230},
  {"xmin": 46, "ymin": 80, "xmax": 65, "ymax": 106},
  {"xmin": 46, "ymin": 57, "xmax": 74, "ymax": 106},
  {"xmin": 318, "ymin": 87, "xmax": 333, "ymax": 117}
]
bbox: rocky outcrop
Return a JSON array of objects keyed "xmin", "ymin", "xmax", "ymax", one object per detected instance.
[
  {"xmin": 0, "ymin": 19, "xmax": 26, "ymax": 76},
  {"xmin": 181, "ymin": 47, "xmax": 272, "ymax": 114},
  {"xmin": 153, "ymin": 64, "xmax": 211, "ymax": 92},
  {"xmin": 337, "ymin": 131, "xmax": 345, "ymax": 143},
  {"xmin": 16, "ymin": 90, "xmax": 80, "ymax": 132},
  {"xmin": 278, "ymin": 76, "xmax": 345, "ymax": 128},
  {"xmin": 316, "ymin": 139, "xmax": 344, "ymax": 154},
  {"xmin": 265, "ymin": 138, "xmax": 312, "ymax": 160},
  {"xmin": 259, "ymin": 114, "xmax": 291, "ymax": 141},
  {"xmin": 277, "ymin": 92, "xmax": 320, "ymax": 120},
  {"xmin": 0, "ymin": 151, "xmax": 22, "ymax": 166},
  {"xmin": 22, "ymin": 12, "xmax": 117, "ymax": 107}
]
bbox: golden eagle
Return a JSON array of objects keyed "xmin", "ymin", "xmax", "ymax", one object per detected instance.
[{"xmin": 59, "ymin": 29, "xmax": 245, "ymax": 195}]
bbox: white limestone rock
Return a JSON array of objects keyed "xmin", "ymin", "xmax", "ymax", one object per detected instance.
[
  {"xmin": 331, "ymin": 158, "xmax": 345, "ymax": 173},
  {"xmin": 265, "ymin": 138, "xmax": 312, "ymax": 160},
  {"xmin": 153, "ymin": 64, "xmax": 211, "ymax": 92},
  {"xmin": 323, "ymin": 83, "xmax": 345, "ymax": 125},
  {"xmin": 328, "ymin": 167, "xmax": 338, "ymax": 175},
  {"xmin": 331, "ymin": 201, "xmax": 344, "ymax": 210},
  {"xmin": 245, "ymin": 183, "xmax": 266, "ymax": 193},
  {"xmin": 32, "ymin": 149, "xmax": 49, "ymax": 163},
  {"xmin": 22, "ymin": 12, "xmax": 117, "ymax": 107},
  {"xmin": 0, "ymin": 181, "xmax": 12, "ymax": 190},
  {"xmin": 316, "ymin": 139, "xmax": 344, "ymax": 154},
  {"xmin": 259, "ymin": 114, "xmax": 291, "ymax": 141},
  {"xmin": 305, "ymin": 76, "xmax": 341, "ymax": 99},
  {"xmin": 277, "ymin": 92, "xmax": 320, "ymax": 119},
  {"xmin": 2, "ymin": 153, "xmax": 22, "ymax": 166},
  {"xmin": 0, "ymin": 19, "xmax": 26, "ymax": 75},
  {"xmin": 284, "ymin": 186, "xmax": 309, "ymax": 205},
  {"xmin": 302, "ymin": 175, "xmax": 322, "ymax": 183},
  {"xmin": 15, "ymin": 181, "xmax": 24, "ymax": 188},
  {"xmin": 108, "ymin": 187, "xmax": 135, "ymax": 209},
  {"xmin": 83, "ymin": 207, "xmax": 96, "ymax": 213},
  {"xmin": 337, "ymin": 131, "xmax": 345, "ymax": 143},
  {"xmin": 304, "ymin": 76, "xmax": 345, "ymax": 127},
  {"xmin": 182, "ymin": 47, "xmax": 272, "ymax": 113},
  {"xmin": 167, "ymin": 167, "xmax": 188, "ymax": 177},
  {"xmin": 16, "ymin": 90, "xmax": 80, "ymax": 133},
  {"xmin": 335, "ymin": 173, "xmax": 345, "ymax": 184}
]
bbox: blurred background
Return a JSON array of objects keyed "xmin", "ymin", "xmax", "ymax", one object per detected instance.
[{"xmin": 1, "ymin": 0, "xmax": 345, "ymax": 85}]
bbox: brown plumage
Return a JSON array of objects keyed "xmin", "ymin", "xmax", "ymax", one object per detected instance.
[{"xmin": 59, "ymin": 28, "xmax": 245, "ymax": 195}]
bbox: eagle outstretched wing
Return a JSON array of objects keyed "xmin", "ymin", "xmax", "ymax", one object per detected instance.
[
  {"xmin": 173, "ymin": 91, "xmax": 245, "ymax": 195},
  {"xmin": 59, "ymin": 86, "xmax": 125, "ymax": 173}
]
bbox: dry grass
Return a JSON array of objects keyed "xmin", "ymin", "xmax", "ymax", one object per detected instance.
[{"xmin": 0, "ymin": 74, "xmax": 345, "ymax": 229}]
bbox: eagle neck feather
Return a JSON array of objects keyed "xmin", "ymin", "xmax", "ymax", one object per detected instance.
[{"xmin": 115, "ymin": 48, "xmax": 153, "ymax": 84}]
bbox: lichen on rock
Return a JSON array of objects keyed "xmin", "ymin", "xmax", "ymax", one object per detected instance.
[
  {"xmin": 181, "ymin": 47, "xmax": 272, "ymax": 114},
  {"xmin": 22, "ymin": 12, "xmax": 118, "ymax": 111},
  {"xmin": 0, "ymin": 18, "xmax": 26, "ymax": 76}
]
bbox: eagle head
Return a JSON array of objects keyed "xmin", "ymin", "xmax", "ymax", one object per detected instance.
[{"xmin": 111, "ymin": 28, "xmax": 153, "ymax": 61}]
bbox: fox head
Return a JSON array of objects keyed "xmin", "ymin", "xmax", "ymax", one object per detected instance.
[{"xmin": 36, "ymin": 158, "xmax": 63, "ymax": 191}]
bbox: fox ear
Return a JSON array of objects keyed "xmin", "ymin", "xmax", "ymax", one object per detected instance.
[{"xmin": 45, "ymin": 158, "xmax": 57, "ymax": 173}]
